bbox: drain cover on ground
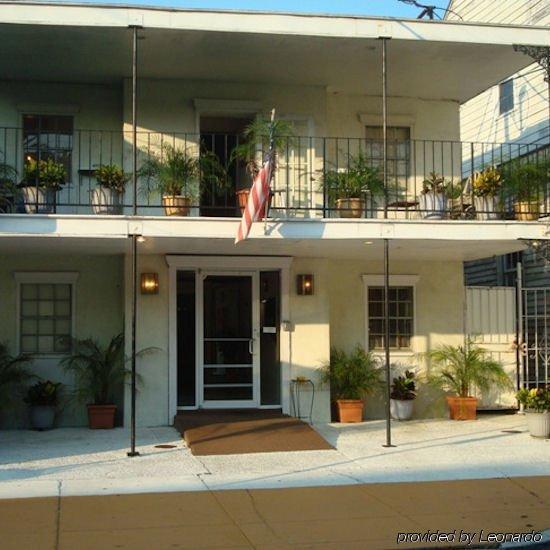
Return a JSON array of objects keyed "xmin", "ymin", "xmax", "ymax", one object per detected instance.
[{"xmin": 154, "ymin": 444, "xmax": 177, "ymax": 449}]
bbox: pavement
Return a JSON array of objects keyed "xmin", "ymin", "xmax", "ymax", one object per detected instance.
[
  {"xmin": 1, "ymin": 477, "xmax": 549, "ymax": 549},
  {"xmin": 0, "ymin": 414, "xmax": 548, "ymax": 498}
]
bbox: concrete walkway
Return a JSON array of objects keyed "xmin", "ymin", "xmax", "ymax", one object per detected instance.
[
  {"xmin": 0, "ymin": 414, "xmax": 548, "ymax": 498},
  {"xmin": 1, "ymin": 477, "xmax": 549, "ymax": 549}
]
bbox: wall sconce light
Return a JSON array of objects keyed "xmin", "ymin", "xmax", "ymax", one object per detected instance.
[
  {"xmin": 140, "ymin": 273, "xmax": 159, "ymax": 295},
  {"xmin": 297, "ymin": 274, "xmax": 314, "ymax": 296}
]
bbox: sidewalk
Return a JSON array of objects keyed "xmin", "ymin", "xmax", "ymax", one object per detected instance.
[
  {"xmin": 0, "ymin": 415, "xmax": 548, "ymax": 498},
  {"xmin": 2, "ymin": 477, "xmax": 549, "ymax": 549}
]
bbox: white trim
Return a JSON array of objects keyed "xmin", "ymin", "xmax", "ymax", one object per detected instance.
[
  {"xmin": 359, "ymin": 114, "xmax": 416, "ymax": 139},
  {"xmin": 167, "ymin": 255, "xmax": 292, "ymax": 422},
  {"xmin": 362, "ymin": 274, "xmax": 419, "ymax": 355},
  {"xmin": 14, "ymin": 271, "xmax": 79, "ymax": 356}
]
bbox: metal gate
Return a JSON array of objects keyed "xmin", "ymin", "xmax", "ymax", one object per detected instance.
[{"xmin": 520, "ymin": 286, "xmax": 550, "ymax": 388}]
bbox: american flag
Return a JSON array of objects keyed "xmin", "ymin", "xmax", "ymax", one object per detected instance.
[{"xmin": 235, "ymin": 149, "xmax": 274, "ymax": 244}]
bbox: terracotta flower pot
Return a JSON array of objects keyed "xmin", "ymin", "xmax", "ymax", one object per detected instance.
[
  {"xmin": 162, "ymin": 195, "xmax": 191, "ymax": 216},
  {"xmin": 336, "ymin": 399, "xmax": 364, "ymax": 423},
  {"xmin": 335, "ymin": 198, "xmax": 365, "ymax": 219},
  {"xmin": 87, "ymin": 404, "xmax": 117, "ymax": 429},
  {"xmin": 514, "ymin": 201, "xmax": 539, "ymax": 221},
  {"xmin": 446, "ymin": 396, "xmax": 477, "ymax": 420},
  {"xmin": 236, "ymin": 189, "xmax": 250, "ymax": 214}
]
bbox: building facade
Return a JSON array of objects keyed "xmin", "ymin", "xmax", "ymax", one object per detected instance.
[{"xmin": 0, "ymin": 3, "xmax": 547, "ymax": 428}]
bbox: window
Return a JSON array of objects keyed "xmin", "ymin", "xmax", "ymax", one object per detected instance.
[
  {"xmin": 16, "ymin": 273, "xmax": 77, "ymax": 354},
  {"xmin": 499, "ymin": 80, "xmax": 514, "ymax": 115},
  {"xmin": 367, "ymin": 286, "xmax": 414, "ymax": 350},
  {"xmin": 364, "ymin": 126, "xmax": 410, "ymax": 203},
  {"xmin": 22, "ymin": 114, "xmax": 73, "ymax": 179}
]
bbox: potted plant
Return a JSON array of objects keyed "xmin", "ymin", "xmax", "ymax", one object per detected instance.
[
  {"xmin": 425, "ymin": 339, "xmax": 512, "ymax": 420},
  {"xmin": 20, "ymin": 158, "xmax": 66, "ymax": 214},
  {"xmin": 62, "ymin": 333, "xmax": 134, "ymax": 429},
  {"xmin": 140, "ymin": 144, "xmax": 199, "ymax": 216},
  {"xmin": 322, "ymin": 152, "xmax": 384, "ymax": 218},
  {"xmin": 24, "ymin": 380, "xmax": 63, "ymax": 430},
  {"xmin": 319, "ymin": 345, "xmax": 383, "ymax": 423},
  {"xmin": 390, "ymin": 370, "xmax": 416, "ymax": 420},
  {"xmin": 91, "ymin": 164, "xmax": 129, "ymax": 215},
  {"xmin": 230, "ymin": 116, "xmax": 294, "ymax": 212},
  {"xmin": 0, "ymin": 155, "xmax": 19, "ymax": 213},
  {"xmin": 0, "ymin": 343, "xmax": 33, "ymax": 425},
  {"xmin": 418, "ymin": 172, "xmax": 448, "ymax": 219},
  {"xmin": 504, "ymin": 160, "xmax": 545, "ymax": 221},
  {"xmin": 472, "ymin": 166, "xmax": 502, "ymax": 220},
  {"xmin": 517, "ymin": 386, "xmax": 550, "ymax": 438}
]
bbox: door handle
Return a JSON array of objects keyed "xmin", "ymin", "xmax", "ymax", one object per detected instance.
[{"xmin": 248, "ymin": 338, "xmax": 254, "ymax": 355}]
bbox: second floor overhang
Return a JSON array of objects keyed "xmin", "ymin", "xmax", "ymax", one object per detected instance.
[
  {"xmin": 0, "ymin": 214, "xmax": 545, "ymax": 261},
  {"xmin": 0, "ymin": 3, "xmax": 548, "ymax": 102}
]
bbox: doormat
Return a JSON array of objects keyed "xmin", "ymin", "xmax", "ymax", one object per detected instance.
[{"xmin": 174, "ymin": 410, "xmax": 334, "ymax": 456}]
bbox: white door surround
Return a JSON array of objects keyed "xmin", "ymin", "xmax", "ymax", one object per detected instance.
[{"xmin": 166, "ymin": 255, "xmax": 292, "ymax": 423}]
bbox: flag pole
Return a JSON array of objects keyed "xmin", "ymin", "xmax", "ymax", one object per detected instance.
[{"xmin": 263, "ymin": 108, "xmax": 276, "ymax": 234}]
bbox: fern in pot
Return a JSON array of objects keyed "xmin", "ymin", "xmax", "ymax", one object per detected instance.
[
  {"xmin": 0, "ymin": 343, "xmax": 33, "ymax": 426},
  {"xmin": 390, "ymin": 370, "xmax": 416, "ymax": 421},
  {"xmin": 503, "ymin": 160, "xmax": 546, "ymax": 221},
  {"xmin": 61, "ymin": 333, "xmax": 149, "ymax": 429},
  {"xmin": 425, "ymin": 339, "xmax": 512, "ymax": 420},
  {"xmin": 24, "ymin": 380, "xmax": 63, "ymax": 430},
  {"xmin": 20, "ymin": 158, "xmax": 66, "ymax": 214},
  {"xmin": 140, "ymin": 144, "xmax": 199, "ymax": 216},
  {"xmin": 91, "ymin": 164, "xmax": 129, "ymax": 215},
  {"xmin": 319, "ymin": 346, "xmax": 383, "ymax": 423},
  {"xmin": 517, "ymin": 386, "xmax": 550, "ymax": 438},
  {"xmin": 321, "ymin": 152, "xmax": 384, "ymax": 218},
  {"xmin": 230, "ymin": 116, "xmax": 294, "ymax": 213}
]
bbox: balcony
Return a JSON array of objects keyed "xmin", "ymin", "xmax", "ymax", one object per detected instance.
[{"xmin": 0, "ymin": 127, "xmax": 548, "ymax": 222}]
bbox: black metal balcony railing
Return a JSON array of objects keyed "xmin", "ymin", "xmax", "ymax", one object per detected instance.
[{"xmin": 0, "ymin": 127, "xmax": 548, "ymax": 220}]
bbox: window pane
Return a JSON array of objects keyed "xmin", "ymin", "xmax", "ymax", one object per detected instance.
[
  {"xmin": 368, "ymin": 286, "xmax": 414, "ymax": 350},
  {"xmin": 19, "ymin": 281, "xmax": 73, "ymax": 354},
  {"xmin": 21, "ymin": 284, "xmax": 37, "ymax": 299}
]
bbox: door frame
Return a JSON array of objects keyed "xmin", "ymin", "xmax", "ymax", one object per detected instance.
[
  {"xmin": 199, "ymin": 270, "xmax": 260, "ymax": 409},
  {"xmin": 166, "ymin": 255, "xmax": 292, "ymax": 423}
]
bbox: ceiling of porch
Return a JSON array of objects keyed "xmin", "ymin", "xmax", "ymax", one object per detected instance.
[
  {"xmin": 0, "ymin": 234, "xmax": 528, "ymax": 262},
  {"xmin": 0, "ymin": 22, "xmax": 541, "ymax": 102}
]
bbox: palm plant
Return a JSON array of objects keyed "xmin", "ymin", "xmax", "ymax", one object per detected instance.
[
  {"xmin": 61, "ymin": 333, "xmax": 140, "ymax": 405},
  {"xmin": 503, "ymin": 160, "xmax": 546, "ymax": 203},
  {"xmin": 322, "ymin": 152, "xmax": 384, "ymax": 204},
  {"xmin": 425, "ymin": 339, "xmax": 512, "ymax": 398},
  {"xmin": 319, "ymin": 346, "xmax": 383, "ymax": 400},
  {"xmin": 140, "ymin": 144, "xmax": 200, "ymax": 198},
  {"xmin": 421, "ymin": 172, "xmax": 449, "ymax": 195},
  {"xmin": 0, "ymin": 155, "xmax": 18, "ymax": 212},
  {"xmin": 230, "ymin": 116, "xmax": 295, "ymax": 177},
  {"xmin": 0, "ymin": 343, "xmax": 33, "ymax": 408}
]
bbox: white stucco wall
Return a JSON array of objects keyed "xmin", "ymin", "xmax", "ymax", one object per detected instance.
[{"xmin": 0, "ymin": 254, "xmax": 124, "ymax": 428}]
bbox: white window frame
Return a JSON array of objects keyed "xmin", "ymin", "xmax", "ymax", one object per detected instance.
[
  {"xmin": 14, "ymin": 272, "xmax": 78, "ymax": 356},
  {"xmin": 362, "ymin": 274, "xmax": 419, "ymax": 358}
]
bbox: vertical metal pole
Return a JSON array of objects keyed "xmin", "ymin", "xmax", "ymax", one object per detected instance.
[
  {"xmin": 383, "ymin": 239, "xmax": 393, "ymax": 447},
  {"xmin": 516, "ymin": 262, "xmax": 524, "ymax": 412},
  {"xmin": 132, "ymin": 25, "xmax": 138, "ymax": 217},
  {"xmin": 381, "ymin": 37, "xmax": 389, "ymax": 220},
  {"xmin": 380, "ymin": 37, "xmax": 394, "ymax": 447},
  {"xmin": 128, "ymin": 25, "xmax": 140, "ymax": 458}
]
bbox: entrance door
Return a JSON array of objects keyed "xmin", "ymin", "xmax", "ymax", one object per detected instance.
[{"xmin": 200, "ymin": 272, "xmax": 260, "ymax": 407}]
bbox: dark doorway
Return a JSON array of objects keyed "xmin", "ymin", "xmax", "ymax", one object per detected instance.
[{"xmin": 200, "ymin": 116, "xmax": 252, "ymax": 217}]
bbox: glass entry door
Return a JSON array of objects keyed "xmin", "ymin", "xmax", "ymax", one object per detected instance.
[{"xmin": 201, "ymin": 272, "xmax": 259, "ymax": 407}]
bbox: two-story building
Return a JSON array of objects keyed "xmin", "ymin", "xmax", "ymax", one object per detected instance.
[{"xmin": 0, "ymin": 2, "xmax": 548, "ymax": 428}]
